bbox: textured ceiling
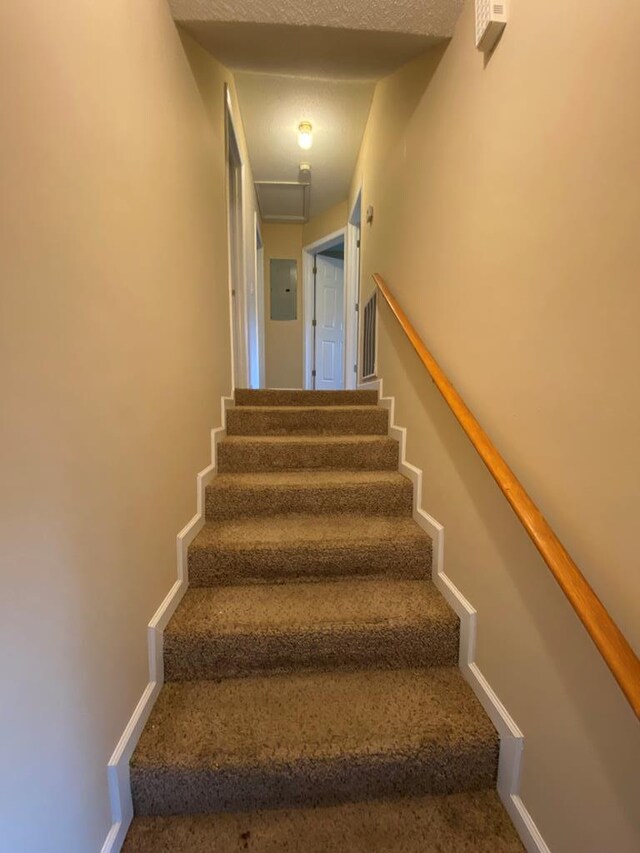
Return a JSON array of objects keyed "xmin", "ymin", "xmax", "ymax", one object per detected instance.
[
  {"xmin": 172, "ymin": 0, "xmax": 463, "ymax": 79},
  {"xmin": 177, "ymin": 22, "xmax": 441, "ymax": 80},
  {"xmin": 234, "ymin": 73, "xmax": 374, "ymax": 219},
  {"xmin": 174, "ymin": 1, "xmax": 464, "ymax": 221},
  {"xmin": 170, "ymin": 0, "xmax": 464, "ymax": 37}
]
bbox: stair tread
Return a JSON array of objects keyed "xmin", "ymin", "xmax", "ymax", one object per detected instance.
[
  {"xmin": 208, "ymin": 469, "xmax": 410, "ymax": 489},
  {"xmin": 191, "ymin": 514, "xmax": 430, "ymax": 552},
  {"xmin": 217, "ymin": 434, "xmax": 399, "ymax": 473},
  {"xmin": 206, "ymin": 470, "xmax": 413, "ymax": 521},
  {"xmin": 166, "ymin": 578, "xmax": 456, "ymax": 637},
  {"xmin": 229, "ymin": 405, "xmax": 384, "ymax": 412},
  {"xmin": 131, "ymin": 666, "xmax": 497, "ymax": 771},
  {"xmin": 220, "ymin": 434, "xmax": 396, "ymax": 445},
  {"xmin": 235, "ymin": 388, "xmax": 379, "ymax": 407},
  {"xmin": 123, "ymin": 789, "xmax": 524, "ymax": 852},
  {"xmin": 227, "ymin": 405, "xmax": 388, "ymax": 436}
]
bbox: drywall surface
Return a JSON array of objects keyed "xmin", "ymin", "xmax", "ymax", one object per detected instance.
[
  {"xmin": 179, "ymin": 30, "xmax": 260, "ymax": 390},
  {"xmin": 351, "ymin": 1, "xmax": 640, "ymax": 850},
  {"xmin": 303, "ymin": 200, "xmax": 348, "ymax": 248},
  {"xmin": 262, "ymin": 224, "xmax": 304, "ymax": 388},
  {"xmin": 0, "ymin": 2, "xmax": 244, "ymax": 850}
]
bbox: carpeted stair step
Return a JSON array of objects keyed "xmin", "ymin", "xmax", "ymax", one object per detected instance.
[
  {"xmin": 235, "ymin": 388, "xmax": 379, "ymax": 407},
  {"xmin": 123, "ymin": 789, "xmax": 524, "ymax": 852},
  {"xmin": 206, "ymin": 470, "xmax": 413, "ymax": 519},
  {"xmin": 188, "ymin": 514, "xmax": 432, "ymax": 586},
  {"xmin": 130, "ymin": 667, "xmax": 499, "ymax": 816},
  {"xmin": 226, "ymin": 405, "xmax": 388, "ymax": 436},
  {"xmin": 217, "ymin": 435, "xmax": 399, "ymax": 472},
  {"xmin": 163, "ymin": 578, "xmax": 459, "ymax": 680}
]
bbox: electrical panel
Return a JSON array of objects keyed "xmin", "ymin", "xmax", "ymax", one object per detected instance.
[{"xmin": 270, "ymin": 259, "xmax": 297, "ymax": 321}]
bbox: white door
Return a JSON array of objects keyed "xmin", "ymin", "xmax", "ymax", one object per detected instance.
[
  {"xmin": 314, "ymin": 255, "xmax": 344, "ymax": 390},
  {"xmin": 353, "ymin": 224, "xmax": 360, "ymax": 383}
]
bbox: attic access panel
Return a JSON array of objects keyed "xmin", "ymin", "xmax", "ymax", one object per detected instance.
[{"xmin": 255, "ymin": 181, "xmax": 309, "ymax": 223}]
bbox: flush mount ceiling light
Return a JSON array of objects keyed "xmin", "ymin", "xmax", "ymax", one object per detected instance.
[{"xmin": 297, "ymin": 121, "xmax": 313, "ymax": 150}]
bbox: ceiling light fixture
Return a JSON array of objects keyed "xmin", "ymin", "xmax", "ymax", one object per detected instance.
[{"xmin": 297, "ymin": 121, "xmax": 313, "ymax": 150}]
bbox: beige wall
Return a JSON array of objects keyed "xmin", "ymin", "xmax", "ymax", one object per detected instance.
[
  {"xmin": 180, "ymin": 31, "xmax": 260, "ymax": 391},
  {"xmin": 303, "ymin": 199, "xmax": 348, "ymax": 247},
  {"xmin": 351, "ymin": 1, "xmax": 640, "ymax": 850},
  {"xmin": 263, "ymin": 223, "xmax": 304, "ymax": 388},
  {"xmin": 0, "ymin": 2, "xmax": 242, "ymax": 850}
]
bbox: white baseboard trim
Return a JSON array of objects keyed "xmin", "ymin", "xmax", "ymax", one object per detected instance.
[
  {"xmin": 359, "ymin": 378, "xmax": 549, "ymax": 853},
  {"xmin": 101, "ymin": 396, "xmax": 234, "ymax": 853}
]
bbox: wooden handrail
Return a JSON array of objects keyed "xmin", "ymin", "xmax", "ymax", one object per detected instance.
[{"xmin": 372, "ymin": 272, "xmax": 640, "ymax": 719}]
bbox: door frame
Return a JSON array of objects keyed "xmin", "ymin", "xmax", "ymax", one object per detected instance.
[
  {"xmin": 302, "ymin": 227, "xmax": 347, "ymax": 391},
  {"xmin": 254, "ymin": 214, "xmax": 265, "ymax": 388},
  {"xmin": 345, "ymin": 186, "xmax": 362, "ymax": 390},
  {"xmin": 224, "ymin": 83, "xmax": 249, "ymax": 390}
]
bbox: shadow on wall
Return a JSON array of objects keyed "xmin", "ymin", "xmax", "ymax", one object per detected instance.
[{"xmin": 379, "ymin": 303, "xmax": 640, "ymax": 849}]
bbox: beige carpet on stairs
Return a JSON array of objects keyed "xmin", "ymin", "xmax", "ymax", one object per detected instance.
[
  {"xmin": 123, "ymin": 389, "xmax": 524, "ymax": 851},
  {"xmin": 124, "ymin": 790, "xmax": 520, "ymax": 852}
]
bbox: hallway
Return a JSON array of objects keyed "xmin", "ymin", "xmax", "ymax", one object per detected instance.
[{"xmin": 2, "ymin": 2, "xmax": 640, "ymax": 852}]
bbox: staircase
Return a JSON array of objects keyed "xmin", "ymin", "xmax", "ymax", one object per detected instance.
[{"xmin": 123, "ymin": 389, "xmax": 523, "ymax": 851}]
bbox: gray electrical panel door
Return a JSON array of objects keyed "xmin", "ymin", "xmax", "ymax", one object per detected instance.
[{"xmin": 270, "ymin": 258, "xmax": 297, "ymax": 320}]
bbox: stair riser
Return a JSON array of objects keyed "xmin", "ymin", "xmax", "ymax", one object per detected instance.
[
  {"xmin": 226, "ymin": 407, "xmax": 388, "ymax": 437},
  {"xmin": 124, "ymin": 790, "xmax": 527, "ymax": 852},
  {"xmin": 131, "ymin": 746, "xmax": 498, "ymax": 816},
  {"xmin": 188, "ymin": 540, "xmax": 432, "ymax": 586},
  {"xmin": 217, "ymin": 440, "xmax": 399, "ymax": 472},
  {"xmin": 235, "ymin": 389, "xmax": 379, "ymax": 407},
  {"xmin": 205, "ymin": 481, "xmax": 413, "ymax": 520},
  {"xmin": 164, "ymin": 624, "xmax": 460, "ymax": 681}
]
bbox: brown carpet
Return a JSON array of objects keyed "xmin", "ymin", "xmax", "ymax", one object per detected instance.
[
  {"xmin": 206, "ymin": 470, "xmax": 413, "ymax": 519},
  {"xmin": 163, "ymin": 578, "xmax": 459, "ymax": 680},
  {"xmin": 217, "ymin": 434, "xmax": 400, "ymax": 472},
  {"xmin": 123, "ymin": 790, "xmax": 523, "ymax": 852},
  {"xmin": 234, "ymin": 388, "xmax": 379, "ymax": 407},
  {"xmin": 125, "ymin": 388, "xmax": 523, "ymax": 850},
  {"xmin": 226, "ymin": 405, "xmax": 389, "ymax": 436},
  {"xmin": 188, "ymin": 513, "xmax": 432, "ymax": 586},
  {"xmin": 131, "ymin": 668, "xmax": 498, "ymax": 815}
]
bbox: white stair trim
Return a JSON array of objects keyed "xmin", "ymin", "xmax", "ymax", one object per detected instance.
[
  {"xmin": 100, "ymin": 396, "xmax": 234, "ymax": 853},
  {"xmin": 359, "ymin": 378, "xmax": 550, "ymax": 853}
]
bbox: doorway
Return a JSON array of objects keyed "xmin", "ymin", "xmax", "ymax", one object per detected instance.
[
  {"xmin": 251, "ymin": 217, "xmax": 265, "ymax": 388},
  {"xmin": 225, "ymin": 85, "xmax": 247, "ymax": 388},
  {"xmin": 303, "ymin": 229, "xmax": 347, "ymax": 390},
  {"xmin": 345, "ymin": 187, "xmax": 362, "ymax": 389}
]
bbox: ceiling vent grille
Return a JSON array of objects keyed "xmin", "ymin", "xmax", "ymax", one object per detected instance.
[{"xmin": 475, "ymin": 0, "xmax": 508, "ymax": 52}]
